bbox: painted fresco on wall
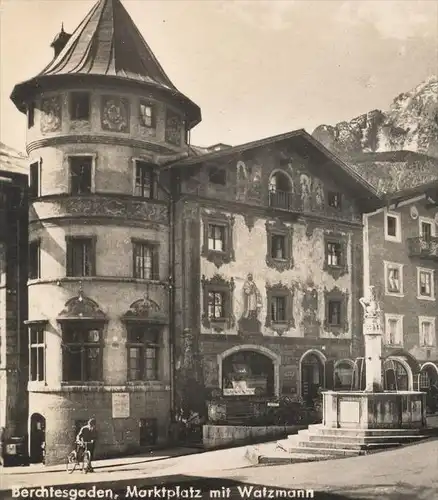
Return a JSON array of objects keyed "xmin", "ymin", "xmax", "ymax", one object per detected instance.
[
  {"xmin": 165, "ymin": 110, "xmax": 182, "ymax": 146},
  {"xmin": 238, "ymin": 273, "xmax": 262, "ymax": 335},
  {"xmin": 301, "ymin": 288, "xmax": 321, "ymax": 337},
  {"xmin": 101, "ymin": 96, "xmax": 129, "ymax": 132},
  {"xmin": 40, "ymin": 96, "xmax": 62, "ymax": 133},
  {"xmin": 300, "ymin": 174, "xmax": 312, "ymax": 212},
  {"xmin": 236, "ymin": 161, "xmax": 262, "ymax": 203},
  {"xmin": 312, "ymin": 179, "xmax": 325, "ymax": 210}
]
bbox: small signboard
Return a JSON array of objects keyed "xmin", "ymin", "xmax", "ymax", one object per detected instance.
[{"xmin": 112, "ymin": 393, "xmax": 130, "ymax": 418}]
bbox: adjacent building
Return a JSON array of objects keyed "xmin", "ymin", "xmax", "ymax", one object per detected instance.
[
  {"xmin": 364, "ymin": 179, "xmax": 438, "ymax": 393},
  {"xmin": 0, "ymin": 145, "xmax": 28, "ymax": 441},
  {"xmin": 10, "ymin": 0, "xmax": 200, "ymax": 464}
]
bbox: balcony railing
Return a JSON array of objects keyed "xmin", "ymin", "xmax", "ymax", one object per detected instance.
[
  {"xmin": 408, "ymin": 236, "xmax": 438, "ymax": 260},
  {"xmin": 268, "ymin": 189, "xmax": 361, "ymax": 222}
]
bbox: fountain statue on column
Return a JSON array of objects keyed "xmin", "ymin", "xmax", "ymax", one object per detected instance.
[{"xmin": 359, "ymin": 286, "xmax": 384, "ymax": 392}]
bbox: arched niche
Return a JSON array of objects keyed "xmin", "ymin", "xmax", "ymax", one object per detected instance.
[
  {"xmin": 217, "ymin": 345, "xmax": 280, "ymax": 397},
  {"xmin": 383, "ymin": 356, "xmax": 413, "ymax": 391},
  {"xmin": 268, "ymin": 170, "xmax": 294, "ymax": 210},
  {"xmin": 299, "ymin": 349, "xmax": 326, "ymax": 405},
  {"xmin": 333, "ymin": 359, "xmax": 355, "ymax": 390}
]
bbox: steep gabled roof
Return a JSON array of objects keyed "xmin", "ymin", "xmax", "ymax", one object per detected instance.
[
  {"xmin": 11, "ymin": 0, "xmax": 201, "ymax": 127},
  {"xmin": 172, "ymin": 129, "xmax": 382, "ymax": 208}
]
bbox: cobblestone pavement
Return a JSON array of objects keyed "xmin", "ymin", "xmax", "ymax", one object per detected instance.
[{"xmin": 2, "ymin": 437, "xmax": 438, "ymax": 499}]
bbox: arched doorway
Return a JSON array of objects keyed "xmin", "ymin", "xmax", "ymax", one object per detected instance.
[
  {"xmin": 300, "ymin": 351, "xmax": 325, "ymax": 406},
  {"xmin": 383, "ymin": 358, "xmax": 410, "ymax": 391},
  {"xmin": 221, "ymin": 350, "xmax": 275, "ymax": 397},
  {"xmin": 334, "ymin": 360, "xmax": 354, "ymax": 390},
  {"xmin": 29, "ymin": 413, "xmax": 45, "ymax": 464},
  {"xmin": 420, "ymin": 363, "xmax": 438, "ymax": 413}
]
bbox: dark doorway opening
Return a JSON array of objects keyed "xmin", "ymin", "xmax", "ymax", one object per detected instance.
[{"xmin": 29, "ymin": 413, "xmax": 45, "ymax": 464}]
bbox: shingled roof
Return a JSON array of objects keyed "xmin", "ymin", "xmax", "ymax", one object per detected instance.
[{"xmin": 11, "ymin": 0, "xmax": 201, "ymax": 128}]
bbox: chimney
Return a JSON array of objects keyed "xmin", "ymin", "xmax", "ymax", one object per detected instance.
[{"xmin": 50, "ymin": 23, "xmax": 71, "ymax": 58}]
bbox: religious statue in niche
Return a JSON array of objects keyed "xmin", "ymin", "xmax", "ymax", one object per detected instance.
[
  {"xmin": 301, "ymin": 288, "xmax": 320, "ymax": 338},
  {"xmin": 300, "ymin": 174, "xmax": 312, "ymax": 212},
  {"xmin": 101, "ymin": 97, "xmax": 129, "ymax": 132},
  {"xmin": 238, "ymin": 273, "xmax": 263, "ymax": 335},
  {"xmin": 40, "ymin": 96, "xmax": 62, "ymax": 133}
]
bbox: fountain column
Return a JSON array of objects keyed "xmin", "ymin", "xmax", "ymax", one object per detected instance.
[{"xmin": 359, "ymin": 286, "xmax": 383, "ymax": 392}]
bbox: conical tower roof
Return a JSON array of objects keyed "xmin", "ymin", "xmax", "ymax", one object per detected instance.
[{"xmin": 11, "ymin": 0, "xmax": 201, "ymax": 128}]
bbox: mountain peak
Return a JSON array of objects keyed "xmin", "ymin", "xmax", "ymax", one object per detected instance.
[{"xmin": 313, "ymin": 76, "xmax": 438, "ymax": 159}]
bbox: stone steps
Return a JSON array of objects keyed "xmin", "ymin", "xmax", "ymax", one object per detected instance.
[
  {"xmin": 276, "ymin": 439, "xmax": 361, "ymax": 457},
  {"xmin": 297, "ymin": 425, "xmax": 426, "ymax": 438},
  {"xmin": 306, "ymin": 434, "xmax": 427, "ymax": 445},
  {"xmin": 245, "ymin": 444, "xmax": 333, "ymax": 465}
]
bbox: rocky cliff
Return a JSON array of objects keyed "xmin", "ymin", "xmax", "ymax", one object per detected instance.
[{"xmin": 313, "ymin": 76, "xmax": 438, "ymax": 159}]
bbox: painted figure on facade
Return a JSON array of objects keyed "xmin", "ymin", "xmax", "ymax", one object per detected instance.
[
  {"xmin": 247, "ymin": 164, "xmax": 263, "ymax": 201},
  {"xmin": 313, "ymin": 180, "xmax": 325, "ymax": 210},
  {"xmin": 300, "ymin": 174, "xmax": 312, "ymax": 211},
  {"xmin": 238, "ymin": 273, "xmax": 262, "ymax": 335},
  {"xmin": 40, "ymin": 96, "xmax": 62, "ymax": 133},
  {"xmin": 236, "ymin": 161, "xmax": 249, "ymax": 202}
]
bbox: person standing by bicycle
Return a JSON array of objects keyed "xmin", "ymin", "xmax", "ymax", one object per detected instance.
[{"xmin": 76, "ymin": 418, "xmax": 97, "ymax": 472}]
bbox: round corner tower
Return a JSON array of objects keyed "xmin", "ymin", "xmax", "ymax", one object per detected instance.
[{"xmin": 10, "ymin": 0, "xmax": 201, "ymax": 465}]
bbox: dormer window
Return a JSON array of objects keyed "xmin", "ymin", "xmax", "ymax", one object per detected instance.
[
  {"xmin": 139, "ymin": 101, "xmax": 155, "ymax": 128},
  {"xmin": 70, "ymin": 92, "xmax": 90, "ymax": 121}
]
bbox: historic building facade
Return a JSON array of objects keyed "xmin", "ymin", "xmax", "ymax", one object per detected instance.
[
  {"xmin": 0, "ymin": 159, "xmax": 28, "ymax": 442},
  {"xmin": 171, "ymin": 131, "xmax": 380, "ymax": 413},
  {"xmin": 363, "ymin": 179, "xmax": 438, "ymax": 397},
  {"xmin": 11, "ymin": 0, "xmax": 200, "ymax": 464}
]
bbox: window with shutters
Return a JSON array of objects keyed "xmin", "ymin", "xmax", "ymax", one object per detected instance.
[
  {"xmin": 66, "ymin": 237, "xmax": 95, "ymax": 277},
  {"xmin": 384, "ymin": 261, "xmax": 404, "ymax": 297}
]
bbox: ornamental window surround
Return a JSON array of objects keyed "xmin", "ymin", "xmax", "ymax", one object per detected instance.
[
  {"xmin": 323, "ymin": 234, "xmax": 348, "ymax": 280},
  {"xmin": 324, "ymin": 287, "xmax": 349, "ymax": 334},
  {"xmin": 265, "ymin": 283, "xmax": 295, "ymax": 335},
  {"xmin": 202, "ymin": 274, "xmax": 235, "ymax": 332},
  {"xmin": 265, "ymin": 220, "xmax": 294, "ymax": 272},
  {"xmin": 384, "ymin": 314, "xmax": 404, "ymax": 346},
  {"xmin": 139, "ymin": 101, "xmax": 155, "ymax": 128},
  {"xmin": 417, "ymin": 267, "xmax": 435, "ymax": 300},
  {"xmin": 384, "ymin": 261, "xmax": 404, "ymax": 297},
  {"xmin": 201, "ymin": 212, "xmax": 235, "ymax": 268}
]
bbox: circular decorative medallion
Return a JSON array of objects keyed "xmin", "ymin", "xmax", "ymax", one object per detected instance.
[
  {"xmin": 102, "ymin": 97, "xmax": 129, "ymax": 132},
  {"xmin": 410, "ymin": 206, "xmax": 419, "ymax": 220}
]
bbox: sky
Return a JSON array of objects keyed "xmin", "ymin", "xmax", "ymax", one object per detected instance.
[{"xmin": 0, "ymin": 0, "xmax": 437, "ymax": 153}]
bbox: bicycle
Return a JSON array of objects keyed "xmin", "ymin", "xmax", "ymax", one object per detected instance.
[{"xmin": 66, "ymin": 441, "xmax": 93, "ymax": 474}]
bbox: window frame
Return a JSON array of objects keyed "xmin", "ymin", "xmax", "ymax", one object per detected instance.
[
  {"xmin": 61, "ymin": 324, "xmax": 104, "ymax": 383},
  {"xmin": 384, "ymin": 314, "xmax": 404, "ymax": 346},
  {"xmin": 323, "ymin": 234, "xmax": 348, "ymax": 279},
  {"xmin": 383, "ymin": 261, "xmax": 404, "ymax": 297},
  {"xmin": 384, "ymin": 210, "xmax": 401, "ymax": 243},
  {"xmin": 324, "ymin": 287, "xmax": 349, "ymax": 334},
  {"xmin": 29, "ymin": 159, "xmax": 42, "ymax": 198},
  {"xmin": 201, "ymin": 212, "xmax": 235, "ymax": 268},
  {"xmin": 265, "ymin": 283, "xmax": 295, "ymax": 335},
  {"xmin": 201, "ymin": 274, "xmax": 235, "ymax": 332},
  {"xmin": 69, "ymin": 92, "xmax": 91, "ymax": 122},
  {"xmin": 28, "ymin": 323, "xmax": 46, "ymax": 382},
  {"xmin": 139, "ymin": 100, "xmax": 156, "ymax": 129},
  {"xmin": 419, "ymin": 216, "xmax": 436, "ymax": 239},
  {"xmin": 327, "ymin": 191, "xmax": 342, "ymax": 210},
  {"xmin": 417, "ymin": 267, "xmax": 435, "ymax": 301},
  {"xmin": 126, "ymin": 325, "xmax": 160, "ymax": 382},
  {"xmin": 67, "ymin": 154, "xmax": 96, "ymax": 195},
  {"xmin": 265, "ymin": 220, "xmax": 294, "ymax": 272},
  {"xmin": 418, "ymin": 316, "xmax": 436, "ymax": 347},
  {"xmin": 132, "ymin": 239, "xmax": 159, "ymax": 280},
  {"xmin": 132, "ymin": 159, "xmax": 156, "ymax": 199},
  {"xmin": 208, "ymin": 166, "xmax": 227, "ymax": 186},
  {"xmin": 29, "ymin": 239, "xmax": 41, "ymax": 280},
  {"xmin": 65, "ymin": 236, "xmax": 96, "ymax": 277}
]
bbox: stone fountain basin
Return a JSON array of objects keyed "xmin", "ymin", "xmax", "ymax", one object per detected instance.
[{"xmin": 323, "ymin": 391, "xmax": 427, "ymax": 430}]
